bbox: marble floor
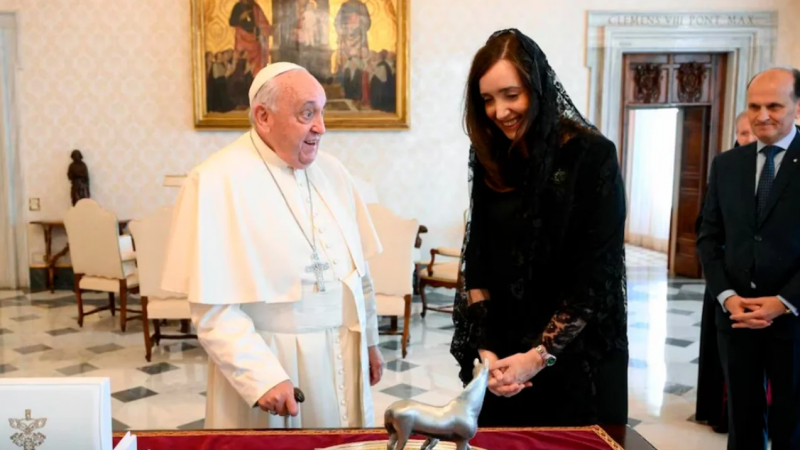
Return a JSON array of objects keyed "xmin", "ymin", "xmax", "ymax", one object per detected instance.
[{"xmin": 0, "ymin": 245, "xmax": 728, "ymax": 449}]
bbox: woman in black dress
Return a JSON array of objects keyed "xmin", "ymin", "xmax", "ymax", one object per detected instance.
[{"xmin": 450, "ymin": 29, "xmax": 629, "ymax": 426}]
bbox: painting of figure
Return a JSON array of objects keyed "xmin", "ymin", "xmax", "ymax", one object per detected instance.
[{"xmin": 192, "ymin": 0, "xmax": 409, "ymax": 129}]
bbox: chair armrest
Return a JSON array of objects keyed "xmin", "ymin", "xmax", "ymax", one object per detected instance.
[
  {"xmin": 415, "ymin": 225, "xmax": 428, "ymax": 249},
  {"xmin": 434, "ymin": 247, "xmax": 461, "ymax": 258}
]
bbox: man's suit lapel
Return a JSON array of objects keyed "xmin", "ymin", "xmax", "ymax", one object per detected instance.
[{"xmin": 758, "ymin": 133, "xmax": 800, "ymax": 227}]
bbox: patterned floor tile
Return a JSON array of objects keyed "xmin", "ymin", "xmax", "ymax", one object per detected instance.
[
  {"xmin": 14, "ymin": 344, "xmax": 52, "ymax": 355},
  {"xmin": 380, "ymin": 383, "xmax": 427, "ymax": 400},
  {"xmin": 10, "ymin": 314, "xmax": 40, "ymax": 322},
  {"xmin": 385, "ymin": 360, "xmax": 418, "ymax": 373},
  {"xmin": 665, "ymin": 338, "xmax": 694, "ymax": 348},
  {"xmin": 57, "ymin": 363, "xmax": 100, "ymax": 376},
  {"xmin": 111, "ymin": 418, "xmax": 130, "ymax": 431},
  {"xmin": 0, "ymin": 328, "xmax": 12, "ymax": 335},
  {"xmin": 0, "ymin": 364, "xmax": 18, "ymax": 374},
  {"xmin": 163, "ymin": 342, "xmax": 198, "ymax": 353},
  {"xmin": 176, "ymin": 419, "xmax": 205, "ymax": 430},
  {"xmin": 379, "ymin": 340, "xmax": 401, "ymax": 351},
  {"xmin": 664, "ymin": 383, "xmax": 694, "ymax": 396},
  {"xmin": 667, "ymin": 309, "xmax": 694, "ymax": 316},
  {"xmin": 112, "ymin": 387, "xmax": 159, "ymax": 403},
  {"xmin": 138, "ymin": 362, "xmax": 180, "ymax": 375},
  {"xmin": 87, "ymin": 343, "xmax": 124, "ymax": 354},
  {"xmin": 45, "ymin": 327, "xmax": 80, "ymax": 337}
]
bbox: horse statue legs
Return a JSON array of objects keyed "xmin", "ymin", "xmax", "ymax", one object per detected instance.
[
  {"xmin": 420, "ymin": 437, "xmax": 440, "ymax": 450},
  {"xmin": 454, "ymin": 440, "xmax": 471, "ymax": 450},
  {"xmin": 385, "ymin": 421, "xmax": 410, "ymax": 450}
]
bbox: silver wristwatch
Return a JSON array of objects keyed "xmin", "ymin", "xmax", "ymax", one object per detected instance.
[{"xmin": 535, "ymin": 345, "xmax": 557, "ymax": 367}]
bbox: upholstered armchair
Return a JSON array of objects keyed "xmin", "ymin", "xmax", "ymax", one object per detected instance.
[
  {"xmin": 417, "ymin": 210, "xmax": 467, "ymax": 317},
  {"xmin": 128, "ymin": 206, "xmax": 195, "ymax": 362},
  {"xmin": 63, "ymin": 199, "xmax": 141, "ymax": 331},
  {"xmin": 367, "ymin": 204, "xmax": 419, "ymax": 358}
]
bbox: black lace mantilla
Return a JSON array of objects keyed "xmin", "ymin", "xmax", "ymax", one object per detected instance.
[{"xmin": 450, "ymin": 29, "xmax": 628, "ymax": 385}]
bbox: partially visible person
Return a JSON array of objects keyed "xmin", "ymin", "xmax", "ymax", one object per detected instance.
[
  {"xmin": 694, "ymin": 109, "xmax": 758, "ymax": 433},
  {"xmin": 735, "ymin": 111, "xmax": 757, "ymax": 147},
  {"xmin": 450, "ymin": 29, "xmax": 629, "ymax": 427},
  {"xmin": 697, "ymin": 67, "xmax": 800, "ymax": 449}
]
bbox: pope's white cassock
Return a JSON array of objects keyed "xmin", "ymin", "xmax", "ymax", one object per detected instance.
[{"xmin": 160, "ymin": 127, "xmax": 382, "ymax": 429}]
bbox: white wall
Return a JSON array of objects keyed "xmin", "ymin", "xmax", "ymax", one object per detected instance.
[{"xmin": 3, "ymin": 0, "xmax": 797, "ymax": 277}]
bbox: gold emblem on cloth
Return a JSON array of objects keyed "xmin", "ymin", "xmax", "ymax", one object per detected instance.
[{"xmin": 8, "ymin": 409, "xmax": 47, "ymax": 450}]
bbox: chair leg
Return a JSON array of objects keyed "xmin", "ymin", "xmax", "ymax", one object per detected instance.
[
  {"xmin": 108, "ymin": 292, "xmax": 116, "ymax": 316},
  {"xmin": 390, "ymin": 317, "xmax": 398, "ymax": 333},
  {"xmin": 119, "ymin": 280, "xmax": 127, "ymax": 332},
  {"xmin": 180, "ymin": 319, "xmax": 191, "ymax": 334},
  {"xmin": 419, "ymin": 280, "xmax": 428, "ymax": 318},
  {"xmin": 74, "ymin": 274, "xmax": 84, "ymax": 327},
  {"xmin": 141, "ymin": 296, "xmax": 152, "ymax": 362},
  {"xmin": 402, "ymin": 295, "xmax": 412, "ymax": 359},
  {"xmin": 153, "ymin": 319, "xmax": 162, "ymax": 346}
]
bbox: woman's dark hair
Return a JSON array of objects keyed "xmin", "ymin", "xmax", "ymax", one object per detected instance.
[
  {"xmin": 464, "ymin": 33, "xmax": 535, "ymax": 188},
  {"xmin": 464, "ymin": 31, "xmax": 593, "ymax": 190}
]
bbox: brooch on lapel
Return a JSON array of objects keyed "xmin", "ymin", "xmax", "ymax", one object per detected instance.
[{"xmin": 552, "ymin": 169, "xmax": 567, "ymax": 185}]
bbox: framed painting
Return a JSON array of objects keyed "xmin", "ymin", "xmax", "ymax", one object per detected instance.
[{"xmin": 191, "ymin": 0, "xmax": 409, "ymax": 130}]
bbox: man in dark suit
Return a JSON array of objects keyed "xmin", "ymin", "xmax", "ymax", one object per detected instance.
[{"xmin": 697, "ymin": 67, "xmax": 800, "ymax": 449}]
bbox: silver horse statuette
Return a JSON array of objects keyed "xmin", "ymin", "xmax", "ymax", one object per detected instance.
[{"xmin": 384, "ymin": 358, "xmax": 489, "ymax": 450}]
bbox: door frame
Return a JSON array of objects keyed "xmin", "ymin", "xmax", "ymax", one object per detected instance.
[{"xmin": 586, "ymin": 11, "xmax": 777, "ymax": 154}]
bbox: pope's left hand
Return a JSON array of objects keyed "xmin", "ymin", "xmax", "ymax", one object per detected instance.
[
  {"xmin": 494, "ymin": 349, "xmax": 544, "ymax": 388},
  {"xmin": 368, "ymin": 345, "xmax": 384, "ymax": 386},
  {"xmin": 730, "ymin": 296, "xmax": 788, "ymax": 328}
]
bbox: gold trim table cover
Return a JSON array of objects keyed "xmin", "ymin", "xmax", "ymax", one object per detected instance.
[{"xmin": 110, "ymin": 426, "xmax": 655, "ymax": 450}]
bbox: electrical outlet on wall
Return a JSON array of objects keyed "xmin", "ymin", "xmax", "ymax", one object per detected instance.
[{"xmin": 29, "ymin": 198, "xmax": 40, "ymax": 211}]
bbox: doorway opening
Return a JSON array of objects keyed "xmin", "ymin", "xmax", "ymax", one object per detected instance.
[
  {"xmin": 624, "ymin": 108, "xmax": 680, "ymax": 254},
  {"xmin": 620, "ymin": 53, "xmax": 727, "ymax": 278}
]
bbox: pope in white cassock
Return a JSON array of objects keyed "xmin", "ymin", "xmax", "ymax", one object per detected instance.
[{"xmin": 160, "ymin": 62, "xmax": 385, "ymax": 429}]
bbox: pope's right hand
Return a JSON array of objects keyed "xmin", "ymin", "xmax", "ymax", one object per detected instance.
[{"xmin": 257, "ymin": 380, "xmax": 298, "ymax": 417}]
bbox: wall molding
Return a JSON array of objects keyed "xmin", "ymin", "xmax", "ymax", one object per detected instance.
[{"xmin": 586, "ymin": 11, "xmax": 778, "ymax": 150}]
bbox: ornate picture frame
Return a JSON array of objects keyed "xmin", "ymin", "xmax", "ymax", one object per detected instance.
[{"xmin": 191, "ymin": 0, "xmax": 410, "ymax": 130}]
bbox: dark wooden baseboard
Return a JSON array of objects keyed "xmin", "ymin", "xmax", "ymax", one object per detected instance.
[{"xmin": 29, "ymin": 267, "xmax": 75, "ymax": 292}]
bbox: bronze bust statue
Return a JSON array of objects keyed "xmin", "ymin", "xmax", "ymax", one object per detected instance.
[{"xmin": 67, "ymin": 149, "xmax": 90, "ymax": 206}]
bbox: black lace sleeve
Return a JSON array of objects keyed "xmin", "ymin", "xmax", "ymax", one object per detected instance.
[{"xmin": 522, "ymin": 138, "xmax": 627, "ymax": 356}]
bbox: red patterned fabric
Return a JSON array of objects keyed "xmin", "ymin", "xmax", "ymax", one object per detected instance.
[{"xmin": 112, "ymin": 427, "xmax": 630, "ymax": 450}]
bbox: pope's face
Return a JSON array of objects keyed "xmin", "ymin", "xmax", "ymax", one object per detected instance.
[{"xmin": 257, "ymin": 71, "xmax": 327, "ymax": 169}]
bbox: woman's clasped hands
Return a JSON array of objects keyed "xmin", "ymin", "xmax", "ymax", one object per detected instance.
[{"xmin": 478, "ymin": 348, "xmax": 545, "ymax": 398}]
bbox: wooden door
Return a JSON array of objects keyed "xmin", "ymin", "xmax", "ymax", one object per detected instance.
[
  {"xmin": 672, "ymin": 106, "xmax": 709, "ymax": 278},
  {"xmin": 620, "ymin": 53, "xmax": 727, "ymax": 277}
]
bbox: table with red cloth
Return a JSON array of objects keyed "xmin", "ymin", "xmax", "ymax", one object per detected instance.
[{"xmin": 111, "ymin": 425, "xmax": 656, "ymax": 449}]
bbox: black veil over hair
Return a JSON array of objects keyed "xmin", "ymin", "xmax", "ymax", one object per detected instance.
[{"xmin": 451, "ymin": 29, "xmax": 603, "ymax": 383}]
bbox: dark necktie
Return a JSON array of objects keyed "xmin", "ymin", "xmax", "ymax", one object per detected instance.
[{"xmin": 756, "ymin": 145, "xmax": 784, "ymax": 217}]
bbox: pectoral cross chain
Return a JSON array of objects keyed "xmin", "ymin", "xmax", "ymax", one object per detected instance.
[{"xmin": 306, "ymin": 251, "xmax": 330, "ymax": 292}]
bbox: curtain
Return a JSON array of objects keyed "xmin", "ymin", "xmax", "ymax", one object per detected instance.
[{"xmin": 624, "ymin": 108, "xmax": 679, "ymax": 253}]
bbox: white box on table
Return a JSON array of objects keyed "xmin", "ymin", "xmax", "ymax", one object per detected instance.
[{"xmin": 0, "ymin": 377, "xmax": 113, "ymax": 450}]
